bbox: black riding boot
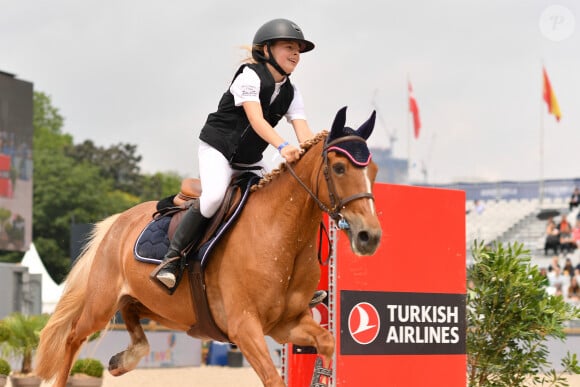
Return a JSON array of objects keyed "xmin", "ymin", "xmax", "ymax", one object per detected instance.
[{"xmin": 151, "ymin": 202, "xmax": 209, "ymax": 293}]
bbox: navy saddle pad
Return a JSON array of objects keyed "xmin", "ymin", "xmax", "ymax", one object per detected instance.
[{"xmin": 134, "ymin": 173, "xmax": 260, "ymax": 267}]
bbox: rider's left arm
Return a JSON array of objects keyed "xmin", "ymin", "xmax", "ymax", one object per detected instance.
[{"xmin": 291, "ymin": 119, "xmax": 314, "ymax": 144}]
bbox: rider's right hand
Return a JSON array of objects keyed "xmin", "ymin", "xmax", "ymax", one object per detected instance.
[{"xmin": 280, "ymin": 144, "xmax": 301, "ymax": 163}]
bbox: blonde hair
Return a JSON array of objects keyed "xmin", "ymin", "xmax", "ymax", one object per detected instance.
[{"xmin": 239, "ymin": 44, "xmax": 262, "ymax": 64}]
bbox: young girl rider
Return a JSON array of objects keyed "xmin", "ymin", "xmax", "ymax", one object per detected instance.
[{"xmin": 152, "ymin": 19, "xmax": 326, "ymax": 305}]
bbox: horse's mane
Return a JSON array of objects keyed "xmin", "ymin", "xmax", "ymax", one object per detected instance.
[{"xmin": 250, "ymin": 131, "xmax": 328, "ymax": 192}]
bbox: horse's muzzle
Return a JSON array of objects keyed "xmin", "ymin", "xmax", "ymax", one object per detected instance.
[{"xmin": 347, "ymin": 224, "xmax": 382, "ymax": 256}]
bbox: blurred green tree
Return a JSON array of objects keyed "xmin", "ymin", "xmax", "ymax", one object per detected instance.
[
  {"xmin": 0, "ymin": 91, "xmax": 184, "ymax": 283},
  {"xmin": 467, "ymin": 241, "xmax": 580, "ymax": 386}
]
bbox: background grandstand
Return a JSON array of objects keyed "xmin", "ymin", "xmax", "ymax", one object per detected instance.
[
  {"xmin": 433, "ymin": 177, "xmax": 580, "ymax": 325},
  {"xmin": 438, "ymin": 177, "xmax": 580, "ymax": 264}
]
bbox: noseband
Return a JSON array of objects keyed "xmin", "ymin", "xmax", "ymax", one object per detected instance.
[{"xmin": 286, "ymin": 136, "xmax": 375, "ymax": 229}]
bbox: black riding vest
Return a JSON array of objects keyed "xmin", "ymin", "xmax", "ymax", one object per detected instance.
[{"xmin": 199, "ymin": 63, "xmax": 295, "ymax": 164}]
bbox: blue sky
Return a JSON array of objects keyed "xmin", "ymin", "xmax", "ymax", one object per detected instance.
[{"xmin": 1, "ymin": 0, "xmax": 578, "ymax": 184}]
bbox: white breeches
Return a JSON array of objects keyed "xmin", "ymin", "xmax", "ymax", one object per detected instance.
[{"xmin": 198, "ymin": 141, "xmax": 268, "ymax": 218}]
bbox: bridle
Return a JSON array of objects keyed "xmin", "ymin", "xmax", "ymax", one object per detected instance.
[{"xmin": 286, "ymin": 135, "xmax": 375, "ymax": 229}]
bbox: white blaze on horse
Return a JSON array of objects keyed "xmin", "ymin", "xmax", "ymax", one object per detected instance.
[{"xmin": 35, "ymin": 106, "xmax": 382, "ymax": 387}]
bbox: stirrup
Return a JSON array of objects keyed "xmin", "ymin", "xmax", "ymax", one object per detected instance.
[
  {"xmin": 309, "ymin": 290, "xmax": 328, "ymax": 308},
  {"xmin": 156, "ymin": 271, "xmax": 177, "ymax": 288},
  {"xmin": 310, "ymin": 357, "xmax": 332, "ymax": 387},
  {"xmin": 149, "ymin": 256, "xmax": 183, "ymax": 295}
]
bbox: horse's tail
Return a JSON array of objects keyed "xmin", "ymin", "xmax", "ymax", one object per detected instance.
[{"xmin": 35, "ymin": 214, "xmax": 120, "ymax": 380}]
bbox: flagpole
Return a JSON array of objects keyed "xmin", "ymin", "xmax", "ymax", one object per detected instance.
[
  {"xmin": 539, "ymin": 63, "xmax": 562, "ymax": 205},
  {"xmin": 540, "ymin": 87, "xmax": 544, "ymax": 206},
  {"xmin": 406, "ymin": 74, "xmax": 411, "ymax": 184},
  {"xmin": 539, "ymin": 61, "xmax": 545, "ymax": 206}
]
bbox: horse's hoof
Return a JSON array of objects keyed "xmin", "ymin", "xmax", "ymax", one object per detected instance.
[{"xmin": 108, "ymin": 353, "xmax": 128, "ymax": 376}]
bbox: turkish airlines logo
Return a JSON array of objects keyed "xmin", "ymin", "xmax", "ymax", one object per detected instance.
[{"xmin": 348, "ymin": 302, "xmax": 380, "ymax": 345}]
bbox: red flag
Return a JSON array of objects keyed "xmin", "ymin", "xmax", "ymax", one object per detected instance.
[
  {"xmin": 542, "ymin": 66, "xmax": 562, "ymax": 122},
  {"xmin": 408, "ymin": 81, "xmax": 421, "ymax": 138}
]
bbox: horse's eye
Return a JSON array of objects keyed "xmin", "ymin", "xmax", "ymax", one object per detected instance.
[{"xmin": 332, "ymin": 163, "xmax": 346, "ymax": 175}]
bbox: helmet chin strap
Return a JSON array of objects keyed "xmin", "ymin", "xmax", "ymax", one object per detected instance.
[{"xmin": 266, "ymin": 43, "xmax": 290, "ymax": 77}]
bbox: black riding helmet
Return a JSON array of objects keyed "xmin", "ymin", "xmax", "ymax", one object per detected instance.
[{"xmin": 252, "ymin": 19, "xmax": 315, "ymax": 77}]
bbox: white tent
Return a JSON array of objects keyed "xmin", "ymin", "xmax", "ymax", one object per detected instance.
[{"xmin": 21, "ymin": 243, "xmax": 64, "ymax": 314}]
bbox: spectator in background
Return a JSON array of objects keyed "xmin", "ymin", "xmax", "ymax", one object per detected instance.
[
  {"xmin": 572, "ymin": 219, "xmax": 580, "ymax": 247},
  {"xmin": 548, "ymin": 265, "xmax": 569, "ymax": 291},
  {"xmin": 548, "ymin": 255, "xmax": 560, "ymax": 272},
  {"xmin": 558, "ymin": 214, "xmax": 572, "ymax": 234},
  {"xmin": 557, "ymin": 214, "xmax": 576, "ymax": 253},
  {"xmin": 568, "ymin": 276, "xmax": 580, "ymax": 303},
  {"xmin": 563, "ymin": 257, "xmax": 575, "ymax": 278},
  {"xmin": 569, "ymin": 187, "xmax": 580, "ymax": 211},
  {"xmin": 544, "ymin": 218, "xmax": 560, "ymax": 255}
]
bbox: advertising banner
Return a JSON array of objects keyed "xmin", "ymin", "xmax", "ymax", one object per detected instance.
[
  {"xmin": 334, "ymin": 183, "xmax": 466, "ymax": 386},
  {"xmin": 0, "ymin": 72, "xmax": 33, "ymax": 251}
]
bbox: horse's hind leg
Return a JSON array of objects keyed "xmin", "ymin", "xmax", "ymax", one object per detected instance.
[
  {"xmin": 53, "ymin": 297, "xmax": 118, "ymax": 387},
  {"xmin": 108, "ymin": 298, "xmax": 150, "ymax": 376},
  {"xmin": 53, "ymin": 329, "xmax": 88, "ymax": 387}
]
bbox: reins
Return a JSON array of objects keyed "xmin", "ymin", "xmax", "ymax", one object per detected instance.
[{"xmin": 286, "ymin": 135, "xmax": 375, "ymax": 265}]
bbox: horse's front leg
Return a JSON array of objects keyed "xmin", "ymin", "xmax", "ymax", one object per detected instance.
[
  {"xmin": 227, "ymin": 314, "xmax": 285, "ymax": 387},
  {"xmin": 271, "ymin": 312, "xmax": 335, "ymax": 386}
]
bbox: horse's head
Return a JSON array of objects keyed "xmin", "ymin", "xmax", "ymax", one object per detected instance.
[{"xmin": 321, "ymin": 106, "xmax": 382, "ymax": 255}]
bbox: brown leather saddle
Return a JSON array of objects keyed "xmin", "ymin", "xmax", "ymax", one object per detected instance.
[
  {"xmin": 174, "ymin": 177, "xmax": 203, "ymax": 206},
  {"xmin": 157, "ymin": 174, "xmax": 249, "ymax": 249}
]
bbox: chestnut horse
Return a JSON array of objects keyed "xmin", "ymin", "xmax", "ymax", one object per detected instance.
[{"xmin": 35, "ymin": 107, "xmax": 382, "ymax": 387}]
